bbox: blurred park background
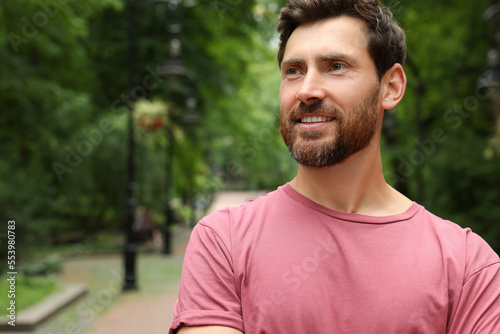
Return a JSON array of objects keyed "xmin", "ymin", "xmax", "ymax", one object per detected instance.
[{"xmin": 1, "ymin": 0, "xmax": 500, "ymax": 331}]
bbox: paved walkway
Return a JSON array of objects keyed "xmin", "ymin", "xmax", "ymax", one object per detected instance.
[
  {"xmin": 53, "ymin": 191, "xmax": 262, "ymax": 334},
  {"xmin": 81, "ymin": 234, "xmax": 190, "ymax": 334}
]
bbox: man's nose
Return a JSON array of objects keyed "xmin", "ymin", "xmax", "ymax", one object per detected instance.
[{"xmin": 296, "ymin": 70, "xmax": 327, "ymax": 104}]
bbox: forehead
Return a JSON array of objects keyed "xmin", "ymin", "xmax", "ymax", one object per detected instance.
[{"xmin": 283, "ymin": 16, "xmax": 371, "ymax": 65}]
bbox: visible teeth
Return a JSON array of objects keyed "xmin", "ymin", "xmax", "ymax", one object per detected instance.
[{"xmin": 300, "ymin": 116, "xmax": 333, "ymax": 123}]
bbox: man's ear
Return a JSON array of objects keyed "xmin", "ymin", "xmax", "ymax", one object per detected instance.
[{"xmin": 380, "ymin": 63, "xmax": 406, "ymax": 110}]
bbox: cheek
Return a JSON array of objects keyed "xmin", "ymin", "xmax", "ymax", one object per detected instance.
[
  {"xmin": 334, "ymin": 92, "xmax": 363, "ymax": 110},
  {"xmin": 279, "ymin": 83, "xmax": 297, "ymax": 108}
]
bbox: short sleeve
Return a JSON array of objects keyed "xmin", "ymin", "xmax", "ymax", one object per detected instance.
[
  {"xmin": 169, "ymin": 218, "xmax": 244, "ymax": 333},
  {"xmin": 448, "ymin": 231, "xmax": 500, "ymax": 334}
]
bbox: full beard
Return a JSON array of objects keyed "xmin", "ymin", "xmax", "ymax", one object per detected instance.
[{"xmin": 279, "ymin": 85, "xmax": 380, "ymax": 168}]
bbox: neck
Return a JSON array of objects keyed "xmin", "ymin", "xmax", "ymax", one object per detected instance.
[{"xmin": 290, "ymin": 137, "xmax": 412, "ymax": 216}]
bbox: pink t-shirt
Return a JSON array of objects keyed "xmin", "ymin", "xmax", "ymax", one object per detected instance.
[{"xmin": 170, "ymin": 184, "xmax": 500, "ymax": 333}]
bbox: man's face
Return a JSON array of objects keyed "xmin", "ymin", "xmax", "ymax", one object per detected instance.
[{"xmin": 279, "ymin": 16, "xmax": 382, "ymax": 167}]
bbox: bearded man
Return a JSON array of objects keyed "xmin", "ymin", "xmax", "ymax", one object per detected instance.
[{"xmin": 170, "ymin": 1, "xmax": 500, "ymax": 333}]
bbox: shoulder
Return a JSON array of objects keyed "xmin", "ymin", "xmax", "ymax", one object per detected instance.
[
  {"xmin": 198, "ymin": 187, "xmax": 286, "ymax": 235},
  {"xmin": 416, "ymin": 206, "xmax": 499, "ymax": 279}
]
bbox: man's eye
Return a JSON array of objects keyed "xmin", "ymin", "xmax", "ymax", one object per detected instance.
[
  {"xmin": 286, "ymin": 68, "xmax": 301, "ymax": 76},
  {"xmin": 331, "ymin": 63, "xmax": 346, "ymax": 71}
]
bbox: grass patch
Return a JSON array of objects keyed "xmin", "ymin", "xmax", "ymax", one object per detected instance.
[{"xmin": 0, "ymin": 274, "xmax": 61, "ymax": 314}]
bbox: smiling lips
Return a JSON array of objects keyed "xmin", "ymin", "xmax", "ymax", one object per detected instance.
[
  {"xmin": 296, "ymin": 115, "xmax": 336, "ymax": 132},
  {"xmin": 299, "ymin": 116, "xmax": 335, "ymax": 123}
]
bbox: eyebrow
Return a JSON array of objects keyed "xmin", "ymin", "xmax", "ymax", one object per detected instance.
[
  {"xmin": 320, "ymin": 52, "xmax": 359, "ymax": 65},
  {"xmin": 281, "ymin": 52, "xmax": 359, "ymax": 69},
  {"xmin": 280, "ymin": 57, "xmax": 305, "ymax": 69}
]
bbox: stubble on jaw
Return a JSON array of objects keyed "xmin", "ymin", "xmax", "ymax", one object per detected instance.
[{"xmin": 279, "ymin": 85, "xmax": 381, "ymax": 168}]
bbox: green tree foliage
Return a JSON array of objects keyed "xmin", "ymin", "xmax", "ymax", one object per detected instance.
[
  {"xmin": 0, "ymin": 0, "xmax": 292, "ymax": 252},
  {"xmin": 384, "ymin": 0, "xmax": 500, "ymax": 251},
  {"xmin": 0, "ymin": 0, "xmax": 126, "ymax": 248}
]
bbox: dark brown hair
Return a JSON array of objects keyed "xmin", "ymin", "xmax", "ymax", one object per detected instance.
[{"xmin": 277, "ymin": 0, "xmax": 406, "ymax": 80}]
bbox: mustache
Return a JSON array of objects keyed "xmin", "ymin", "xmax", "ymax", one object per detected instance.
[{"xmin": 290, "ymin": 101, "xmax": 342, "ymax": 120}]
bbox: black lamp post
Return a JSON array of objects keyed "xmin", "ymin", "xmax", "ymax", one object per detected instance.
[
  {"xmin": 123, "ymin": 0, "xmax": 139, "ymax": 291},
  {"xmin": 154, "ymin": 0, "xmax": 198, "ymax": 254}
]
